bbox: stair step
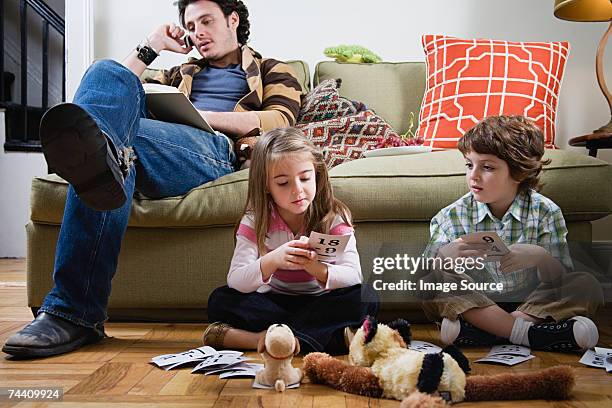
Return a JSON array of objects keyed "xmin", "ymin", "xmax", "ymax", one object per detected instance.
[{"xmin": 2, "ymin": 103, "xmax": 46, "ymax": 152}]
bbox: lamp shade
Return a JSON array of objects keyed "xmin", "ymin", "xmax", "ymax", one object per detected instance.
[{"xmin": 554, "ymin": 0, "xmax": 612, "ymax": 22}]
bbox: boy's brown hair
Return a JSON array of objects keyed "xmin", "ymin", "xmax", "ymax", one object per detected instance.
[{"xmin": 457, "ymin": 115, "xmax": 551, "ymax": 192}]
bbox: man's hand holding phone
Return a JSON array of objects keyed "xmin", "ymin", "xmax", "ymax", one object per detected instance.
[{"xmin": 147, "ymin": 23, "xmax": 193, "ymax": 55}]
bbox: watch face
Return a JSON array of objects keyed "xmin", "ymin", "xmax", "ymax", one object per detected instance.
[{"xmin": 137, "ymin": 46, "xmax": 157, "ymax": 65}]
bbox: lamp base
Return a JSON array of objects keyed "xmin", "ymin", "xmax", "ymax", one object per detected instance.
[{"xmin": 594, "ymin": 117, "xmax": 612, "ymax": 134}]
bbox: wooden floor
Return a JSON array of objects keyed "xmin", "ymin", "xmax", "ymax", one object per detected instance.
[{"xmin": 0, "ymin": 259, "xmax": 611, "ymax": 407}]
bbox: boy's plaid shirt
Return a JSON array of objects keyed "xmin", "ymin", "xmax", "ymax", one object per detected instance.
[{"xmin": 423, "ymin": 190, "xmax": 573, "ymax": 294}]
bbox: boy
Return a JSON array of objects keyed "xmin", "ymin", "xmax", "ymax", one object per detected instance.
[{"xmin": 422, "ymin": 115, "xmax": 603, "ymax": 352}]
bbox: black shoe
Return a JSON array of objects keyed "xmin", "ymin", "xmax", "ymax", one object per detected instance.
[
  {"xmin": 441, "ymin": 317, "xmax": 504, "ymax": 347},
  {"xmin": 2, "ymin": 312, "xmax": 106, "ymax": 359},
  {"xmin": 528, "ymin": 316, "xmax": 598, "ymax": 352},
  {"xmin": 40, "ymin": 103, "xmax": 127, "ymax": 211}
]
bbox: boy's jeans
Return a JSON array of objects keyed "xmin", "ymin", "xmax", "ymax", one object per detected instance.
[{"xmin": 39, "ymin": 59, "xmax": 236, "ymax": 328}]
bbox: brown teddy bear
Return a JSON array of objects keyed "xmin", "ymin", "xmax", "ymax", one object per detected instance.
[
  {"xmin": 303, "ymin": 317, "xmax": 574, "ymax": 405},
  {"xmin": 255, "ymin": 324, "xmax": 303, "ymax": 392}
]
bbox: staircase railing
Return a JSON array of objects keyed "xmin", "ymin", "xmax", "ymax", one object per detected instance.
[{"xmin": 1, "ymin": 0, "xmax": 65, "ymax": 152}]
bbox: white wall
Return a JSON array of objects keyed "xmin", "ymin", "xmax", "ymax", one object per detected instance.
[{"xmin": 1, "ymin": 0, "xmax": 611, "ymax": 256}]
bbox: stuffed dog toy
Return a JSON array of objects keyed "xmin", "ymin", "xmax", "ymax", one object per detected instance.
[
  {"xmin": 304, "ymin": 316, "xmax": 574, "ymax": 405},
  {"xmin": 255, "ymin": 324, "xmax": 303, "ymax": 392}
]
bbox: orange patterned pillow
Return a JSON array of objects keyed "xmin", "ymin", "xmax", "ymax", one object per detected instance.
[{"xmin": 417, "ymin": 35, "xmax": 570, "ymax": 148}]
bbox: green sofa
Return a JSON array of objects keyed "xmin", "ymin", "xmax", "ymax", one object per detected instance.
[{"xmin": 26, "ymin": 61, "xmax": 612, "ymax": 321}]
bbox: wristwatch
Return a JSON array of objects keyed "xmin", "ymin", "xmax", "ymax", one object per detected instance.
[{"xmin": 136, "ymin": 40, "xmax": 158, "ymax": 66}]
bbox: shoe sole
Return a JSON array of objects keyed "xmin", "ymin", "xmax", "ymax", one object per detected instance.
[
  {"xmin": 2, "ymin": 333, "xmax": 103, "ymax": 359},
  {"xmin": 40, "ymin": 103, "xmax": 127, "ymax": 211}
]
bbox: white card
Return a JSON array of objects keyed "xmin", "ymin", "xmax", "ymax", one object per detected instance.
[
  {"xmin": 462, "ymin": 231, "xmax": 510, "ymax": 262},
  {"xmin": 150, "ymin": 346, "xmax": 217, "ymax": 370},
  {"xmin": 606, "ymin": 357, "xmax": 612, "ymax": 374},
  {"xmin": 219, "ymin": 363, "xmax": 264, "ymax": 379},
  {"xmin": 308, "ymin": 232, "xmax": 350, "ymax": 263},
  {"xmin": 252, "ymin": 379, "xmax": 300, "ymax": 389},
  {"xmin": 475, "ymin": 344, "xmax": 534, "ymax": 366},
  {"xmin": 594, "ymin": 347, "xmax": 612, "ymax": 357},
  {"xmin": 580, "ymin": 349, "xmax": 607, "ymax": 368},
  {"xmin": 488, "ymin": 344, "xmax": 531, "ymax": 357},
  {"xmin": 475, "ymin": 354, "xmax": 535, "ymax": 366},
  {"xmin": 205, "ymin": 362, "xmax": 263, "ymax": 376},
  {"xmin": 409, "ymin": 340, "xmax": 442, "ymax": 354},
  {"xmin": 191, "ymin": 353, "xmax": 247, "ymax": 373}
]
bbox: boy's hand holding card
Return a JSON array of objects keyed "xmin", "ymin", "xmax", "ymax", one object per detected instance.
[{"xmin": 462, "ymin": 231, "xmax": 510, "ymax": 262}]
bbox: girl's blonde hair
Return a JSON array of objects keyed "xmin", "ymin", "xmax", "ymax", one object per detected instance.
[{"xmin": 242, "ymin": 128, "xmax": 352, "ymax": 254}]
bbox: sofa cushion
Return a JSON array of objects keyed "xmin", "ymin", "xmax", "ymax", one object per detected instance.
[
  {"xmin": 31, "ymin": 150, "xmax": 612, "ymax": 228},
  {"xmin": 417, "ymin": 35, "xmax": 569, "ymax": 149},
  {"xmin": 297, "ymin": 79, "xmax": 365, "ymax": 123},
  {"xmin": 297, "ymin": 109, "xmax": 401, "ymax": 168},
  {"xmin": 314, "ymin": 61, "xmax": 426, "ymax": 135}
]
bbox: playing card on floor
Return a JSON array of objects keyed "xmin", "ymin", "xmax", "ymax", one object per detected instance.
[
  {"xmin": 150, "ymin": 346, "xmax": 217, "ymax": 370},
  {"xmin": 580, "ymin": 349, "xmax": 607, "ymax": 369},
  {"xmin": 488, "ymin": 344, "xmax": 531, "ymax": 357},
  {"xmin": 594, "ymin": 347, "xmax": 612, "ymax": 357},
  {"xmin": 219, "ymin": 363, "xmax": 264, "ymax": 379},
  {"xmin": 408, "ymin": 340, "xmax": 442, "ymax": 354},
  {"xmin": 475, "ymin": 353, "xmax": 535, "ymax": 366},
  {"xmin": 475, "ymin": 344, "xmax": 534, "ymax": 366},
  {"xmin": 191, "ymin": 352, "xmax": 248, "ymax": 373},
  {"xmin": 205, "ymin": 362, "xmax": 263, "ymax": 377}
]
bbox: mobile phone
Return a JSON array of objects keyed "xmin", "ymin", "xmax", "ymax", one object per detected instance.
[{"xmin": 183, "ymin": 34, "xmax": 194, "ymax": 48}]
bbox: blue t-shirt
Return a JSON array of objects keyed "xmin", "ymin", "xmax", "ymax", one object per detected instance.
[{"xmin": 189, "ymin": 64, "xmax": 249, "ymax": 112}]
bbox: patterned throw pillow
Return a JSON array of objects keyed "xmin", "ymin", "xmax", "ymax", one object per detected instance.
[
  {"xmin": 296, "ymin": 110, "xmax": 400, "ymax": 168},
  {"xmin": 297, "ymin": 79, "xmax": 365, "ymax": 123},
  {"xmin": 417, "ymin": 35, "xmax": 570, "ymax": 148}
]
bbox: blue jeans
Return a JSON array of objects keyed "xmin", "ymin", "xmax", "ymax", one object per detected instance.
[{"xmin": 39, "ymin": 60, "xmax": 237, "ymax": 328}]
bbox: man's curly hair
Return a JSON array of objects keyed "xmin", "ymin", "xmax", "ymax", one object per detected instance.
[
  {"xmin": 176, "ymin": 0, "xmax": 251, "ymax": 45},
  {"xmin": 458, "ymin": 115, "xmax": 551, "ymax": 192}
]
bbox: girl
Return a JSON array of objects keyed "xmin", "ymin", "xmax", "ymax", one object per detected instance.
[{"xmin": 205, "ymin": 128, "xmax": 378, "ymax": 354}]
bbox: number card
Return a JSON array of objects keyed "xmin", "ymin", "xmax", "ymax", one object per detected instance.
[
  {"xmin": 408, "ymin": 340, "xmax": 442, "ymax": 354},
  {"xmin": 308, "ymin": 232, "xmax": 350, "ymax": 263},
  {"xmin": 580, "ymin": 347, "xmax": 612, "ymax": 372},
  {"xmin": 580, "ymin": 349, "xmax": 607, "ymax": 368},
  {"xmin": 488, "ymin": 344, "xmax": 531, "ymax": 357},
  {"xmin": 475, "ymin": 344, "xmax": 534, "ymax": 366},
  {"xmin": 462, "ymin": 231, "xmax": 510, "ymax": 262},
  {"xmin": 150, "ymin": 346, "xmax": 217, "ymax": 370}
]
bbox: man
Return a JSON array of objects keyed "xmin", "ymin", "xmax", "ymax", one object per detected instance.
[{"xmin": 2, "ymin": 0, "xmax": 302, "ymax": 358}]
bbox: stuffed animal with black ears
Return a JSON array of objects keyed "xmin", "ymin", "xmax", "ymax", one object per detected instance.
[{"xmin": 303, "ymin": 316, "xmax": 575, "ymax": 406}]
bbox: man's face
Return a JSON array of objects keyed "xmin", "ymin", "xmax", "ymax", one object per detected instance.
[{"xmin": 184, "ymin": 0, "xmax": 240, "ymax": 65}]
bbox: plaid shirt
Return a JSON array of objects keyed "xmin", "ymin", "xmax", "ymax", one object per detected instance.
[{"xmin": 423, "ymin": 190, "xmax": 573, "ymax": 294}]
